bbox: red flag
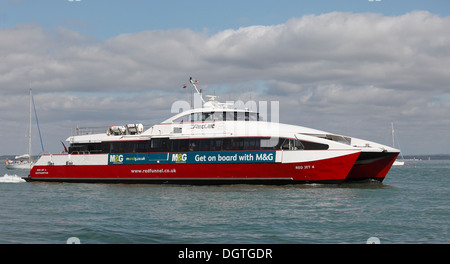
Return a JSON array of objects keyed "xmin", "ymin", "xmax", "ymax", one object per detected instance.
[{"xmin": 182, "ymin": 84, "xmax": 187, "ymax": 89}]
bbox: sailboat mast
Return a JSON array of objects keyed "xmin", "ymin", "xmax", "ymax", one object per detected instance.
[
  {"xmin": 29, "ymin": 88, "xmax": 32, "ymax": 163},
  {"xmin": 391, "ymin": 122, "xmax": 395, "ymax": 148}
]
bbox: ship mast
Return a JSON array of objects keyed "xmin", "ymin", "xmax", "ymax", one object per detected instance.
[
  {"xmin": 28, "ymin": 88, "xmax": 32, "ymax": 164},
  {"xmin": 190, "ymin": 77, "xmax": 205, "ymax": 104}
]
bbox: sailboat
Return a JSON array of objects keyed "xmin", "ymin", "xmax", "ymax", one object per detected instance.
[
  {"xmin": 391, "ymin": 122, "xmax": 405, "ymax": 166},
  {"xmin": 5, "ymin": 88, "xmax": 44, "ymax": 170}
]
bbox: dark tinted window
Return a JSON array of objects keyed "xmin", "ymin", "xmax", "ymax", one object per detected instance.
[{"xmin": 69, "ymin": 136, "xmax": 328, "ymax": 154}]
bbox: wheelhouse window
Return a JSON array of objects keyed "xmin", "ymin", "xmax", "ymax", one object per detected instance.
[
  {"xmin": 202, "ymin": 112, "xmax": 214, "ymax": 121},
  {"xmin": 235, "ymin": 112, "xmax": 245, "ymax": 121},
  {"xmin": 224, "ymin": 112, "xmax": 234, "ymax": 121},
  {"xmin": 190, "ymin": 113, "xmax": 201, "ymax": 122},
  {"xmin": 249, "ymin": 112, "xmax": 259, "ymax": 121},
  {"xmin": 173, "ymin": 115, "xmax": 189, "ymax": 123},
  {"xmin": 212, "ymin": 112, "xmax": 224, "ymax": 121}
]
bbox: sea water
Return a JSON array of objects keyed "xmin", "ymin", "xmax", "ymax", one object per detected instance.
[{"xmin": 0, "ymin": 160, "xmax": 448, "ymax": 244}]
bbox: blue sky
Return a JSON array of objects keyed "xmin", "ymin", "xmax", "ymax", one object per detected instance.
[
  {"xmin": 1, "ymin": 0, "xmax": 449, "ymax": 39},
  {"xmin": 1, "ymin": 0, "xmax": 450, "ymax": 155}
]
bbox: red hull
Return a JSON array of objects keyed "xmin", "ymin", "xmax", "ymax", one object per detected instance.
[
  {"xmin": 29, "ymin": 152, "xmax": 360, "ymax": 184},
  {"xmin": 345, "ymin": 152, "xmax": 399, "ymax": 182}
]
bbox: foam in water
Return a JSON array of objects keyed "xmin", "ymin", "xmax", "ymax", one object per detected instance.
[{"xmin": 0, "ymin": 174, "xmax": 26, "ymax": 183}]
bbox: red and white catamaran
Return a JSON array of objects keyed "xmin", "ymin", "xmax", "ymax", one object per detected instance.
[{"xmin": 28, "ymin": 78, "xmax": 399, "ymax": 184}]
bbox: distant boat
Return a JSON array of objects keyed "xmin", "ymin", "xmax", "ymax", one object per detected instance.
[
  {"xmin": 5, "ymin": 88, "xmax": 44, "ymax": 170},
  {"xmin": 5, "ymin": 154, "xmax": 33, "ymax": 169},
  {"xmin": 391, "ymin": 122, "xmax": 404, "ymax": 166},
  {"xmin": 393, "ymin": 160, "xmax": 405, "ymax": 166}
]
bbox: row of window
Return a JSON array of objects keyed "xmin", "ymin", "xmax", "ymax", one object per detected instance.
[
  {"xmin": 68, "ymin": 137, "xmax": 329, "ymax": 154},
  {"xmin": 173, "ymin": 111, "xmax": 261, "ymax": 123}
]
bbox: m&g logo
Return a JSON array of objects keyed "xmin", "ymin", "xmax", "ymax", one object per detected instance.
[
  {"xmin": 110, "ymin": 154, "xmax": 123, "ymax": 163},
  {"xmin": 172, "ymin": 153, "xmax": 187, "ymax": 162}
]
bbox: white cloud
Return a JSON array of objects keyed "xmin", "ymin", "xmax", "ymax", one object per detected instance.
[{"xmin": 1, "ymin": 11, "xmax": 450, "ymax": 155}]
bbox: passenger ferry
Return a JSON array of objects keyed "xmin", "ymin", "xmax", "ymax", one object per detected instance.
[{"xmin": 27, "ymin": 78, "xmax": 399, "ymax": 184}]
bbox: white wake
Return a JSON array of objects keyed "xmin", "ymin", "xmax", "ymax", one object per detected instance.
[{"xmin": 0, "ymin": 174, "xmax": 26, "ymax": 183}]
